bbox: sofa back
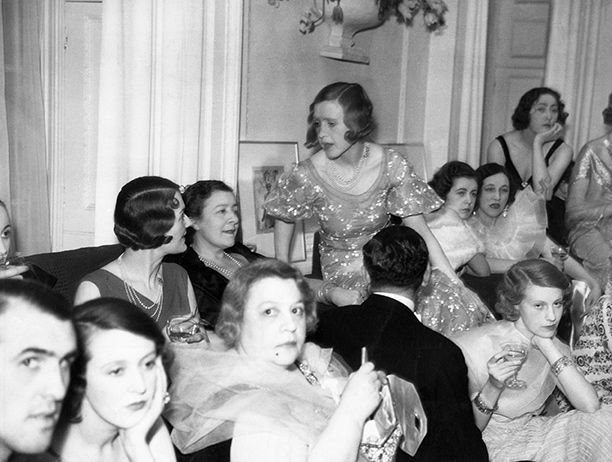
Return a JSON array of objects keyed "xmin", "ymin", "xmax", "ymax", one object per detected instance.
[{"xmin": 25, "ymin": 244, "xmax": 123, "ymax": 302}]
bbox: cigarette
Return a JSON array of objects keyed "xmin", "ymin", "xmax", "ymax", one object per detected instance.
[{"xmin": 361, "ymin": 346, "xmax": 368, "ymax": 365}]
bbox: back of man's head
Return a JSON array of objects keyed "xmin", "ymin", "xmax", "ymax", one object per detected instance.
[
  {"xmin": 363, "ymin": 225, "xmax": 429, "ymax": 292},
  {"xmin": 0, "ymin": 279, "xmax": 71, "ymax": 320},
  {"xmin": 0, "ymin": 280, "xmax": 75, "ymax": 460}
]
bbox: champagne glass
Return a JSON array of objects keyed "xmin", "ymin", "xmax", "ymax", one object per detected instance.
[
  {"xmin": 550, "ymin": 245, "xmax": 569, "ymax": 271},
  {"xmin": 501, "ymin": 342, "xmax": 529, "ymax": 389},
  {"xmin": 0, "ymin": 253, "xmax": 29, "ymax": 276},
  {"xmin": 165, "ymin": 316, "xmax": 210, "ymax": 345}
]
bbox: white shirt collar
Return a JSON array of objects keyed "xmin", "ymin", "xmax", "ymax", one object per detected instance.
[{"xmin": 372, "ymin": 291, "xmax": 421, "ymax": 322}]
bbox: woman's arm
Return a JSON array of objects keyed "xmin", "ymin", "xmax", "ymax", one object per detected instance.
[
  {"xmin": 532, "ymin": 124, "xmax": 570, "ymax": 200},
  {"xmin": 531, "ymin": 337, "xmax": 600, "ymax": 412},
  {"xmin": 465, "ymin": 253, "xmax": 491, "ymax": 277},
  {"xmin": 486, "ymin": 138, "xmax": 506, "ymax": 166},
  {"xmin": 186, "ymin": 279, "xmax": 200, "ymax": 319},
  {"xmin": 231, "ymin": 363, "xmax": 382, "ymax": 462},
  {"xmin": 485, "ymin": 257, "xmax": 516, "ymax": 274},
  {"xmin": 273, "ymin": 219, "xmax": 296, "ymax": 263},
  {"xmin": 403, "ymin": 214, "xmax": 457, "ymax": 281},
  {"xmin": 74, "ymin": 281, "xmax": 102, "ymax": 305},
  {"xmin": 472, "ymin": 350, "xmax": 524, "ymax": 431}
]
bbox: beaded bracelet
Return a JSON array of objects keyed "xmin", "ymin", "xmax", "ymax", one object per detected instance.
[
  {"xmin": 473, "ymin": 392, "xmax": 498, "ymax": 415},
  {"xmin": 316, "ymin": 281, "xmax": 337, "ymax": 304},
  {"xmin": 551, "ymin": 356, "xmax": 575, "ymax": 377}
]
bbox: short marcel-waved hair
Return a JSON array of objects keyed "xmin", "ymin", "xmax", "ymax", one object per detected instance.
[
  {"xmin": 511, "ymin": 87, "xmax": 569, "ymax": 130},
  {"xmin": 305, "ymin": 82, "xmax": 375, "ymax": 149},
  {"xmin": 114, "ymin": 176, "xmax": 181, "ymax": 250},
  {"xmin": 428, "ymin": 161, "xmax": 477, "ymax": 200},
  {"xmin": 216, "ymin": 259, "xmax": 317, "ymax": 348},
  {"xmin": 495, "ymin": 259, "xmax": 572, "ymax": 321},
  {"xmin": 363, "ymin": 225, "xmax": 429, "ymax": 292}
]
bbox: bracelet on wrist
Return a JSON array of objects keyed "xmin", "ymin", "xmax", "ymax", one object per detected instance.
[
  {"xmin": 473, "ymin": 392, "xmax": 498, "ymax": 415},
  {"xmin": 551, "ymin": 356, "xmax": 575, "ymax": 377},
  {"xmin": 316, "ymin": 281, "xmax": 336, "ymax": 304}
]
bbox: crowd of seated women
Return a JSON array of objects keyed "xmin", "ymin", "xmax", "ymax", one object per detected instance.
[{"xmin": 3, "ymin": 83, "xmax": 612, "ymax": 462}]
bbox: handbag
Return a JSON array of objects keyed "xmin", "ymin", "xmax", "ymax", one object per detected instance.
[{"xmin": 360, "ymin": 374, "xmax": 427, "ymax": 461}]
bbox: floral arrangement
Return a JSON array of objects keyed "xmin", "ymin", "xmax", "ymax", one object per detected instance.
[{"xmin": 268, "ymin": 0, "xmax": 448, "ymax": 34}]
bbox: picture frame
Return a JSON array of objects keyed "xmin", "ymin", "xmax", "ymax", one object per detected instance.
[
  {"xmin": 381, "ymin": 143, "xmax": 429, "ymax": 181},
  {"xmin": 237, "ymin": 141, "xmax": 306, "ymax": 262}
]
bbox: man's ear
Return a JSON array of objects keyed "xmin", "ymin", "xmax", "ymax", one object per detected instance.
[
  {"xmin": 422, "ymin": 262, "xmax": 432, "ymax": 287},
  {"xmin": 360, "ymin": 264, "xmax": 370, "ymax": 285}
]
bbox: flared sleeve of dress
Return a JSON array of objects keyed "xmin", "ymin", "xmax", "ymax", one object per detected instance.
[
  {"xmin": 385, "ymin": 150, "xmax": 443, "ymax": 217},
  {"xmin": 263, "ymin": 161, "xmax": 321, "ymax": 222},
  {"xmin": 469, "ymin": 186, "xmax": 548, "ymax": 260},
  {"xmin": 566, "ymin": 143, "xmax": 612, "ymax": 229},
  {"xmin": 426, "ymin": 208, "xmax": 485, "ymax": 270}
]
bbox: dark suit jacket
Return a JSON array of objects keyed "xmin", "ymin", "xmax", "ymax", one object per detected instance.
[{"xmin": 310, "ymin": 294, "xmax": 488, "ymax": 462}]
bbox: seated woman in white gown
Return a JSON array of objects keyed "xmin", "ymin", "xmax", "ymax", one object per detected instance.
[
  {"xmin": 453, "ymin": 259, "xmax": 612, "ymax": 462},
  {"xmin": 164, "ymin": 259, "xmax": 388, "ymax": 462},
  {"xmin": 468, "ymin": 163, "xmax": 601, "ymax": 307},
  {"xmin": 417, "ymin": 161, "xmax": 494, "ymax": 336}
]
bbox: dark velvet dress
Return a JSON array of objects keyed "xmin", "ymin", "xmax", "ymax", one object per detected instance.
[{"xmin": 166, "ymin": 243, "xmax": 264, "ymax": 326}]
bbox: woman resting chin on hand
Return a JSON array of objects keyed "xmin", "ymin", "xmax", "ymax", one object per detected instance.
[{"xmin": 453, "ymin": 259, "xmax": 612, "ymax": 462}]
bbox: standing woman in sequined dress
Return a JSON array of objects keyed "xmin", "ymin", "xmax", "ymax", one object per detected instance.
[
  {"xmin": 75, "ymin": 176, "xmax": 198, "ymax": 330},
  {"xmin": 167, "ymin": 180, "xmax": 264, "ymax": 326},
  {"xmin": 264, "ymin": 82, "xmax": 455, "ymax": 306}
]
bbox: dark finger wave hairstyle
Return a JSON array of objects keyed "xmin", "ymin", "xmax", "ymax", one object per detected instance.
[
  {"xmin": 474, "ymin": 163, "xmax": 518, "ymax": 210},
  {"xmin": 216, "ymin": 259, "xmax": 317, "ymax": 348},
  {"xmin": 305, "ymin": 82, "xmax": 375, "ymax": 149},
  {"xmin": 63, "ymin": 297, "xmax": 167, "ymax": 422},
  {"xmin": 495, "ymin": 259, "xmax": 572, "ymax": 321},
  {"xmin": 428, "ymin": 161, "xmax": 477, "ymax": 200},
  {"xmin": 511, "ymin": 87, "xmax": 569, "ymax": 130},
  {"xmin": 114, "ymin": 176, "xmax": 181, "ymax": 250}
]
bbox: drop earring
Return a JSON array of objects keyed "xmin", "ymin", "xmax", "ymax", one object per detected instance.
[{"xmin": 502, "ymin": 205, "xmax": 509, "ymax": 218}]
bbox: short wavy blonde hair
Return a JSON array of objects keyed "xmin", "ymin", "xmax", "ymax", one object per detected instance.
[{"xmin": 495, "ymin": 259, "xmax": 572, "ymax": 321}]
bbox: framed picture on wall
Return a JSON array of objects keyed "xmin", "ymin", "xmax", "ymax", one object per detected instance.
[
  {"xmin": 381, "ymin": 143, "xmax": 429, "ymax": 181},
  {"xmin": 237, "ymin": 141, "xmax": 306, "ymax": 262}
]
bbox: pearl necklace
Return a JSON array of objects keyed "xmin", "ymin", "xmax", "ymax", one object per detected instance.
[
  {"xmin": 195, "ymin": 249, "xmax": 242, "ymax": 279},
  {"xmin": 118, "ymin": 255, "xmax": 164, "ymax": 321},
  {"xmin": 325, "ymin": 142, "xmax": 370, "ymax": 190}
]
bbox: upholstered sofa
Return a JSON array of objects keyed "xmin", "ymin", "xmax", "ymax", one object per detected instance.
[{"xmin": 24, "ymin": 244, "xmax": 123, "ymax": 302}]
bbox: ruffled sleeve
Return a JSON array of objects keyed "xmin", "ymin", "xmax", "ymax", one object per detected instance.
[
  {"xmin": 426, "ymin": 209, "xmax": 485, "ymax": 270},
  {"xmin": 471, "ymin": 186, "xmax": 548, "ymax": 260},
  {"xmin": 385, "ymin": 150, "xmax": 443, "ymax": 217},
  {"xmin": 263, "ymin": 161, "xmax": 321, "ymax": 222}
]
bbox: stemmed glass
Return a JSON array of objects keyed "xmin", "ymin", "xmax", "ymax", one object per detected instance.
[
  {"xmin": 501, "ymin": 342, "xmax": 529, "ymax": 389},
  {"xmin": 550, "ymin": 245, "xmax": 569, "ymax": 271},
  {"xmin": 165, "ymin": 316, "xmax": 210, "ymax": 345}
]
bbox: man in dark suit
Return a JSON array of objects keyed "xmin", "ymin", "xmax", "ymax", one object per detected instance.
[{"xmin": 311, "ymin": 225, "xmax": 488, "ymax": 461}]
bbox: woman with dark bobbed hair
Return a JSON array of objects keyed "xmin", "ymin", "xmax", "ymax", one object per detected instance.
[
  {"xmin": 265, "ymin": 82, "xmax": 455, "ymax": 307},
  {"xmin": 487, "ymin": 87, "xmax": 573, "ymax": 245},
  {"xmin": 75, "ymin": 176, "xmax": 198, "ymax": 329},
  {"xmin": 414, "ymin": 161, "xmax": 494, "ymax": 336},
  {"xmin": 453, "ymin": 259, "xmax": 612, "ymax": 461},
  {"xmin": 39, "ymin": 298, "xmax": 175, "ymax": 462},
  {"xmin": 166, "ymin": 259, "xmax": 388, "ymax": 461},
  {"xmin": 166, "ymin": 180, "xmax": 264, "ymax": 326}
]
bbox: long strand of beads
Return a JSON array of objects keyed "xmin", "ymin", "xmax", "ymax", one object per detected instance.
[
  {"xmin": 325, "ymin": 142, "xmax": 370, "ymax": 190},
  {"xmin": 195, "ymin": 250, "xmax": 242, "ymax": 279},
  {"xmin": 118, "ymin": 255, "xmax": 164, "ymax": 321}
]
